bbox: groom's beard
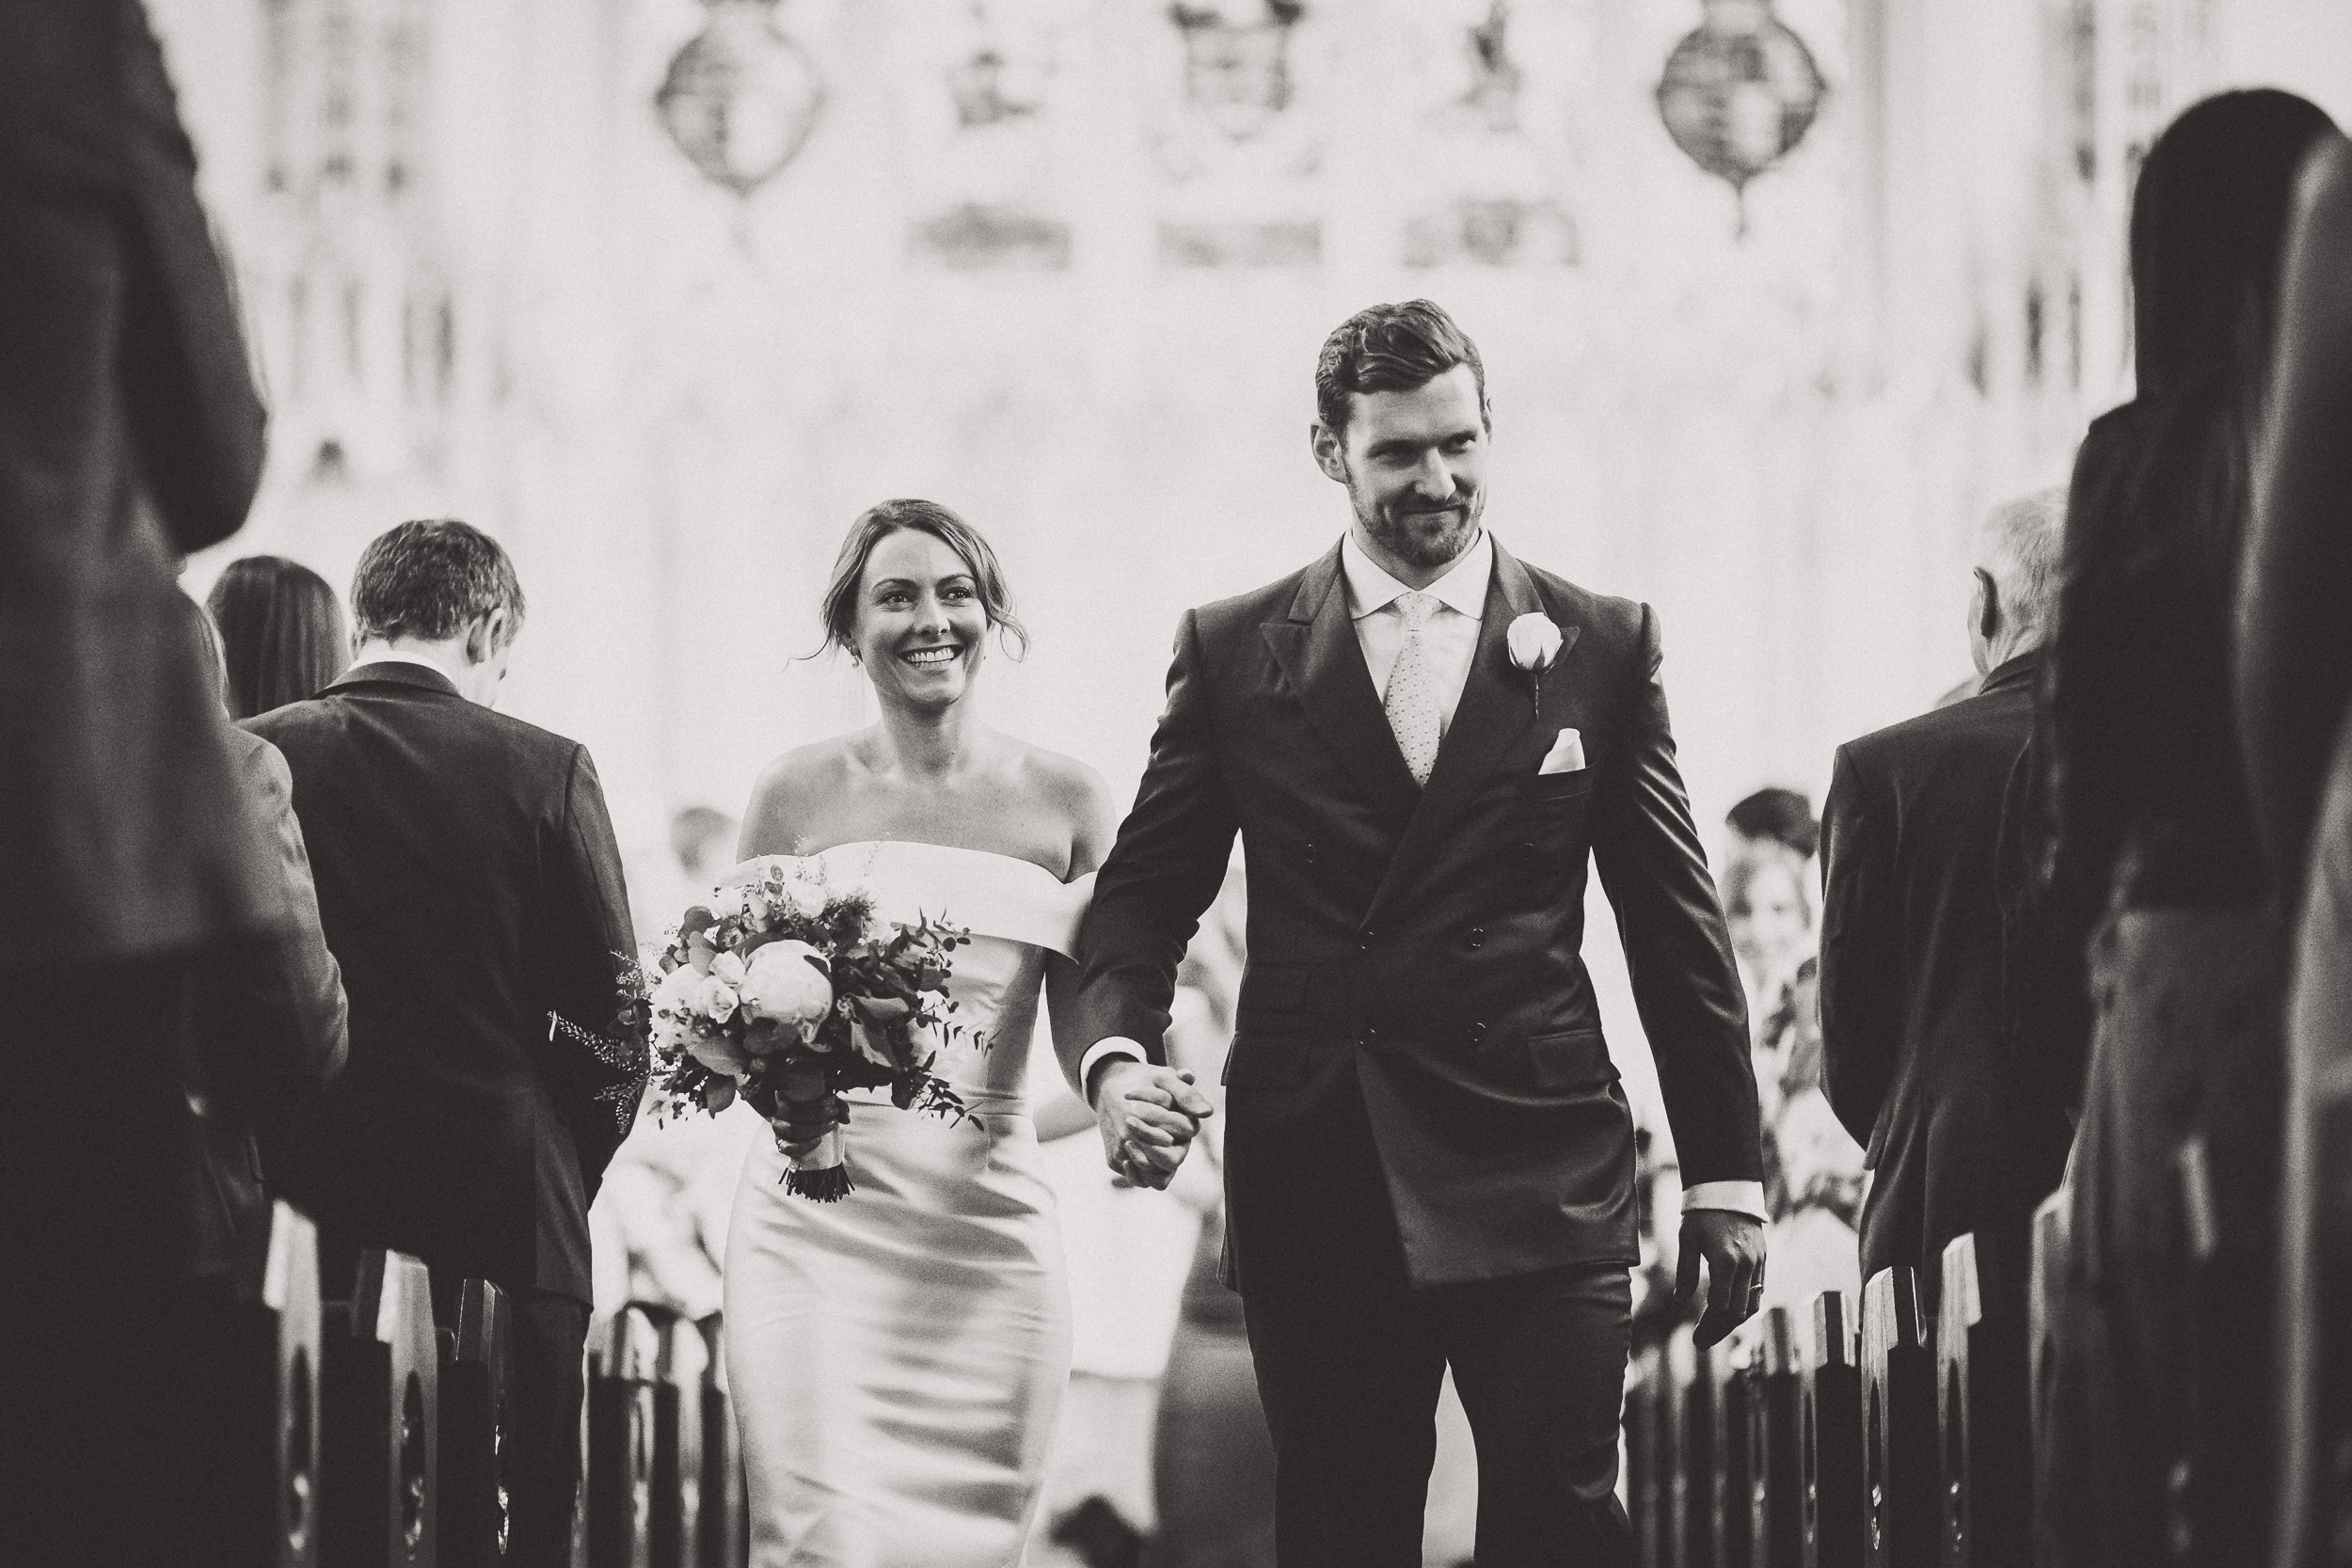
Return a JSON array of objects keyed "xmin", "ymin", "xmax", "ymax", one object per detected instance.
[{"xmin": 1356, "ymin": 482, "xmax": 1484, "ymax": 570}]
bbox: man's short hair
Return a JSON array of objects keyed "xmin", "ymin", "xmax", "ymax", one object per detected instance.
[
  {"xmin": 1314, "ymin": 299, "xmax": 1489, "ymax": 437},
  {"xmin": 350, "ymin": 518, "xmax": 526, "ymax": 647},
  {"xmin": 1980, "ymin": 487, "xmax": 2067, "ymax": 641}
]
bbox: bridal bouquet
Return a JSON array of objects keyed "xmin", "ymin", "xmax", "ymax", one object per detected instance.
[{"xmin": 639, "ymin": 860, "xmax": 972, "ymax": 1200}]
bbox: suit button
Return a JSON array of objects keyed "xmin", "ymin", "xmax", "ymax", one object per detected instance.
[
  {"xmin": 1468, "ymin": 927, "xmax": 1486, "ymax": 949},
  {"xmin": 1519, "ymin": 842, "xmax": 1538, "ymax": 856},
  {"xmin": 1304, "ymin": 840, "xmax": 1318, "ymax": 866},
  {"xmin": 1357, "ymin": 927, "xmax": 1375, "ymax": 951},
  {"xmin": 1468, "ymin": 1021, "xmax": 1487, "ymax": 1043},
  {"xmin": 1359, "ymin": 1025, "xmax": 1379, "ymax": 1048}
]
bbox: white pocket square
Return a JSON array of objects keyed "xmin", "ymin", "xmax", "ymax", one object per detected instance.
[{"xmin": 1538, "ymin": 728, "xmax": 1586, "ymax": 775}]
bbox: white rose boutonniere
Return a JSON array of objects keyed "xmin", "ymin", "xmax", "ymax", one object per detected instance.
[{"xmin": 1505, "ymin": 613, "xmax": 1565, "ymax": 710}]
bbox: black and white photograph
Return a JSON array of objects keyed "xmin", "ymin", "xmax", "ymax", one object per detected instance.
[{"xmin": 3, "ymin": 1, "xmax": 2348, "ymax": 1564}]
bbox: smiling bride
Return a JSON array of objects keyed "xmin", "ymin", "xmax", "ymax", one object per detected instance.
[{"xmin": 720, "ymin": 499, "xmax": 1210, "ymax": 1568}]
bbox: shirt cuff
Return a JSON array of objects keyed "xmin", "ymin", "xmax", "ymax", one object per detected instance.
[
  {"xmin": 1078, "ymin": 1038, "xmax": 1147, "ymax": 1105},
  {"xmin": 1680, "ymin": 1180, "xmax": 1769, "ymax": 1223}
]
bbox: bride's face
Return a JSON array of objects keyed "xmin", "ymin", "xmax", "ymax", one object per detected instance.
[{"xmin": 854, "ymin": 529, "xmax": 992, "ymax": 711}]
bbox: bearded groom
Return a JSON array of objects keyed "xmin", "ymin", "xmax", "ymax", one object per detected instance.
[{"xmin": 1070, "ymin": 301, "xmax": 1767, "ymax": 1567}]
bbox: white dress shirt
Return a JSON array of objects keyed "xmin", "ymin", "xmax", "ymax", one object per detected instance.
[{"xmin": 1084, "ymin": 531, "xmax": 1764, "ymax": 1223}]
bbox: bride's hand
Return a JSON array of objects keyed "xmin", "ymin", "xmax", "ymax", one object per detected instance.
[
  {"xmin": 1092, "ymin": 1060, "xmax": 1212, "ymax": 1191},
  {"xmin": 770, "ymin": 1095, "xmax": 840, "ymax": 1163}
]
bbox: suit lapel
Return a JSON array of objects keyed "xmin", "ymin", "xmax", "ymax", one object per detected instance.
[
  {"xmin": 1260, "ymin": 543, "xmax": 1422, "ymax": 829},
  {"xmin": 1365, "ymin": 539, "xmax": 1578, "ymax": 923}
]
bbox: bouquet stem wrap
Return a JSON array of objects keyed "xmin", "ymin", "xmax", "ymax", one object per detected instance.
[{"xmin": 779, "ymin": 1112, "xmax": 853, "ymax": 1201}]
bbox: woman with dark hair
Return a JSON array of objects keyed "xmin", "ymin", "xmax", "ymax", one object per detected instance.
[
  {"xmin": 2040, "ymin": 88, "xmax": 2338, "ymax": 1567},
  {"xmin": 205, "ymin": 555, "xmax": 350, "ymax": 720},
  {"xmin": 720, "ymin": 499, "xmax": 1200, "ymax": 1567}
]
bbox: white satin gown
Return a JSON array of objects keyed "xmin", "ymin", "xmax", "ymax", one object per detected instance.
[{"xmin": 722, "ymin": 841, "xmax": 1091, "ymax": 1568}]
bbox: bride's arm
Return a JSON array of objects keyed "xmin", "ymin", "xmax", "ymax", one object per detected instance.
[{"xmin": 738, "ymin": 747, "xmax": 825, "ymax": 860}]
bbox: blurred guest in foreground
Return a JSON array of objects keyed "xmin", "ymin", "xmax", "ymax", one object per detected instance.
[
  {"xmin": 1723, "ymin": 834, "xmax": 1863, "ymax": 1317},
  {"xmin": 2040, "ymin": 89, "xmax": 2338, "ymax": 1568},
  {"xmin": 1818, "ymin": 489, "xmax": 2075, "ymax": 1296},
  {"xmin": 207, "ymin": 554, "xmax": 351, "ymax": 720},
  {"xmin": 2235, "ymin": 129, "xmax": 2352, "ymax": 1568},
  {"xmin": 251, "ymin": 518, "xmax": 643, "ymax": 1566},
  {"xmin": 0, "ymin": 3, "xmax": 282, "ymax": 1561}
]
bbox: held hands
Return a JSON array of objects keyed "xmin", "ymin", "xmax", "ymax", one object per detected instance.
[
  {"xmin": 1090, "ymin": 1059, "xmax": 1214, "ymax": 1190},
  {"xmin": 1675, "ymin": 1209, "xmax": 1768, "ymax": 1349}
]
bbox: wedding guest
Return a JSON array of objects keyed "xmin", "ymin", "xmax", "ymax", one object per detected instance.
[
  {"xmin": 2039, "ymin": 90, "xmax": 2338, "ymax": 1568},
  {"xmin": 1, "ymin": 4, "xmax": 281, "ymax": 1561},
  {"xmin": 1724, "ymin": 840, "xmax": 1863, "ymax": 1317},
  {"xmin": 2234, "ymin": 129, "xmax": 2352, "ymax": 1568},
  {"xmin": 1818, "ymin": 489, "xmax": 2074, "ymax": 1292},
  {"xmin": 183, "ymin": 601, "xmax": 349, "ymax": 1255},
  {"xmin": 250, "ymin": 518, "xmax": 643, "ymax": 1566},
  {"xmin": 208, "ymin": 554, "xmax": 352, "ymax": 720}
]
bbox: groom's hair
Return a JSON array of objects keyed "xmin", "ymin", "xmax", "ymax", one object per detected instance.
[
  {"xmin": 818, "ymin": 499, "xmax": 1029, "ymax": 659},
  {"xmin": 1314, "ymin": 300, "xmax": 1488, "ymax": 437},
  {"xmin": 350, "ymin": 518, "xmax": 526, "ymax": 648}
]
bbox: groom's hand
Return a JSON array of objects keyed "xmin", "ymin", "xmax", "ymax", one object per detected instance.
[
  {"xmin": 1676, "ymin": 1209, "xmax": 1767, "ymax": 1349},
  {"xmin": 1092, "ymin": 1059, "xmax": 1213, "ymax": 1191}
]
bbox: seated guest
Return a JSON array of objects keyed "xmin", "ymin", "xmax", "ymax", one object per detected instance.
[
  {"xmin": 1819, "ymin": 487, "xmax": 2076, "ymax": 1289},
  {"xmin": 250, "ymin": 518, "xmax": 641, "ymax": 1567},
  {"xmin": 206, "ymin": 554, "xmax": 351, "ymax": 720}
]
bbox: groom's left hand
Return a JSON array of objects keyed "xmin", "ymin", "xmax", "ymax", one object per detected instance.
[{"xmin": 1676, "ymin": 1210, "xmax": 1768, "ymax": 1349}]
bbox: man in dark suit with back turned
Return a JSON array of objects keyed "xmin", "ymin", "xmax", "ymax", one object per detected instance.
[
  {"xmin": 1819, "ymin": 489, "xmax": 2081, "ymax": 1288},
  {"xmin": 251, "ymin": 518, "xmax": 641, "ymax": 1565},
  {"xmin": 1072, "ymin": 301, "xmax": 1766, "ymax": 1567}
]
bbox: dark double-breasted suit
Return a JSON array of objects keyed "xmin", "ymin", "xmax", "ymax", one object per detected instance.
[
  {"xmin": 250, "ymin": 660, "xmax": 641, "ymax": 1564},
  {"xmin": 1074, "ymin": 535, "xmax": 1757, "ymax": 1565}
]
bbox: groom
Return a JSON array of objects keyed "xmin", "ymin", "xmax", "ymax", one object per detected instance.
[{"xmin": 1073, "ymin": 301, "xmax": 1766, "ymax": 1565}]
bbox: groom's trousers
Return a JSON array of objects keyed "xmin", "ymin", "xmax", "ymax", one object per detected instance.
[{"xmin": 1232, "ymin": 1053, "xmax": 1635, "ymax": 1568}]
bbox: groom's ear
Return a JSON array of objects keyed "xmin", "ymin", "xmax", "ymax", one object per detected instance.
[{"xmin": 1310, "ymin": 421, "xmax": 1350, "ymax": 484}]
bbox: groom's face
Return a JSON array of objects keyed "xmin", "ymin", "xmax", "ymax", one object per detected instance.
[{"xmin": 1313, "ymin": 364, "xmax": 1488, "ymax": 571}]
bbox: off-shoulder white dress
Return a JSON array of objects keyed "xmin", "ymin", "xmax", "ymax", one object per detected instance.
[{"xmin": 721, "ymin": 841, "xmax": 1092, "ymax": 1568}]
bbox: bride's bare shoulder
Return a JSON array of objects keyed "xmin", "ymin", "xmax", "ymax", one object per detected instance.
[
  {"xmin": 740, "ymin": 737, "xmax": 862, "ymax": 855},
  {"xmin": 1004, "ymin": 740, "xmax": 1118, "ymax": 873}
]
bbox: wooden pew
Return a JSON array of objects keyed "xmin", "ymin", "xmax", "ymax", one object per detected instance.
[
  {"xmin": 322, "ymin": 1249, "xmax": 438, "ymax": 1568},
  {"xmin": 1937, "ymin": 1228, "xmax": 2030, "ymax": 1568},
  {"xmin": 1748, "ymin": 1307, "xmax": 1804, "ymax": 1568},
  {"xmin": 1803, "ymin": 1291, "xmax": 1863, "ymax": 1568},
  {"xmin": 585, "ymin": 1306, "xmax": 662, "ymax": 1568},
  {"xmin": 437, "ymin": 1277, "xmax": 514, "ymax": 1568},
  {"xmin": 1710, "ymin": 1338, "xmax": 1756, "ymax": 1568},
  {"xmin": 1860, "ymin": 1267, "xmax": 1936, "ymax": 1568},
  {"xmin": 693, "ymin": 1316, "xmax": 749, "ymax": 1568},
  {"xmin": 649, "ymin": 1311, "xmax": 705, "ymax": 1568},
  {"xmin": 1628, "ymin": 1338, "xmax": 1671, "ymax": 1568},
  {"xmin": 191, "ymin": 1199, "xmax": 325, "ymax": 1568},
  {"xmin": 1669, "ymin": 1325, "xmax": 1712, "ymax": 1568}
]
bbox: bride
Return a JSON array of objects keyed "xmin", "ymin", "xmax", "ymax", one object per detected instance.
[{"xmin": 722, "ymin": 499, "xmax": 1202, "ymax": 1568}]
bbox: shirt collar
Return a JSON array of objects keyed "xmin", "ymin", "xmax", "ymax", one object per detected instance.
[
  {"xmin": 348, "ymin": 648, "xmax": 456, "ymax": 679},
  {"xmin": 1340, "ymin": 528, "xmax": 1492, "ymax": 623}
]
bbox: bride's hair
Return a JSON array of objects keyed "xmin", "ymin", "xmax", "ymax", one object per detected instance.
[{"xmin": 818, "ymin": 499, "xmax": 1029, "ymax": 660}]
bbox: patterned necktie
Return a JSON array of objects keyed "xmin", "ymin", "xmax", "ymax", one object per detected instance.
[{"xmin": 1384, "ymin": 591, "xmax": 1442, "ymax": 787}]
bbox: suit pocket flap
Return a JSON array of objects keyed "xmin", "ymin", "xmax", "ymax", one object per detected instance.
[
  {"xmin": 1223, "ymin": 1034, "xmax": 1308, "ymax": 1090},
  {"xmin": 1243, "ymin": 963, "xmax": 1308, "ymax": 1010},
  {"xmin": 1528, "ymin": 1028, "xmax": 1615, "ymax": 1090}
]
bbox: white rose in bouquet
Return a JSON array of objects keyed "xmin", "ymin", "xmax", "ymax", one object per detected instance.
[
  {"xmin": 649, "ymin": 962, "xmax": 703, "ymax": 1043},
  {"xmin": 740, "ymin": 941, "xmax": 834, "ymax": 1039}
]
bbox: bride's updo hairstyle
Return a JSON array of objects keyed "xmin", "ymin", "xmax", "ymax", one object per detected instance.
[{"xmin": 818, "ymin": 499, "xmax": 1030, "ymax": 659}]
